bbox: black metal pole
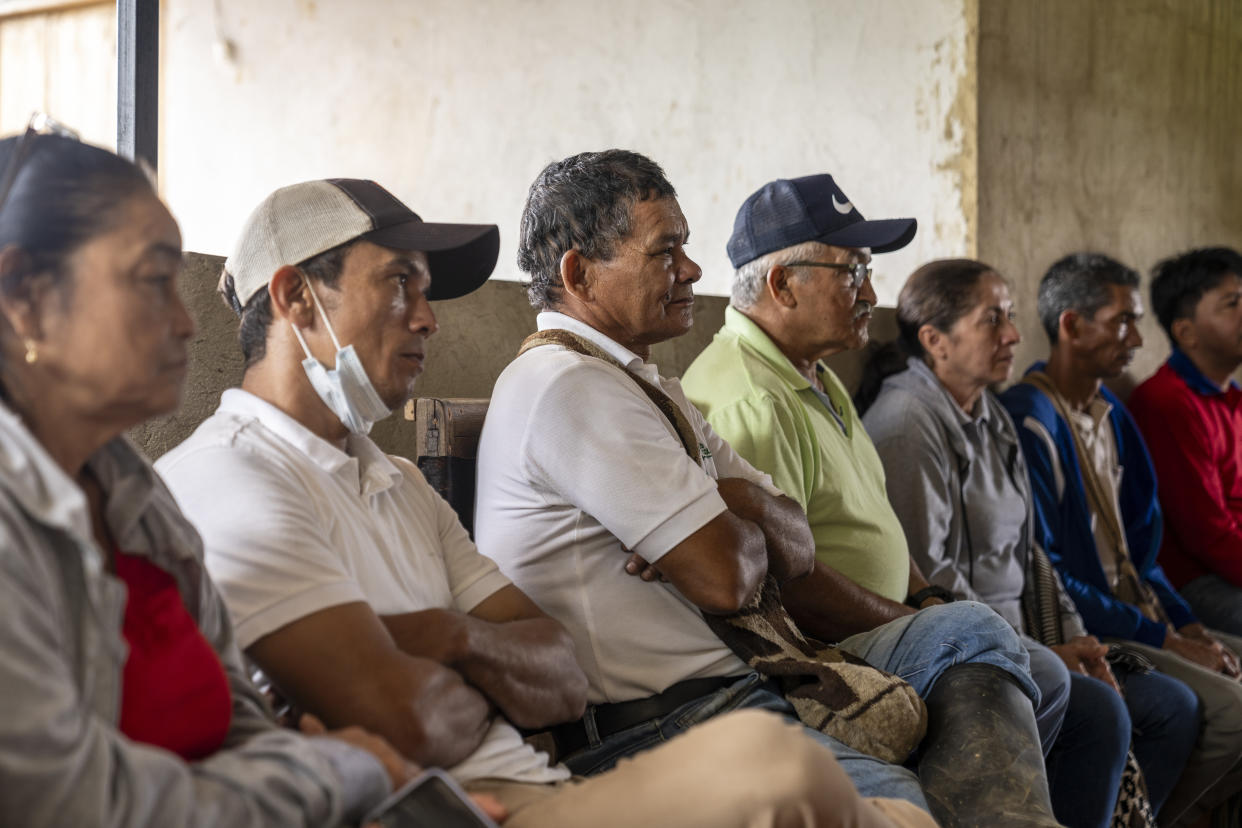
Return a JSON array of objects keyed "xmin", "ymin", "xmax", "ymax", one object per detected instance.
[{"xmin": 117, "ymin": 0, "xmax": 158, "ymax": 170}]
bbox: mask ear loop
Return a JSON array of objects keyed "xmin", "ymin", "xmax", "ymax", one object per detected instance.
[
  {"xmin": 291, "ymin": 273, "xmax": 344, "ymax": 357},
  {"xmin": 290, "ymin": 322, "xmax": 316, "ymax": 359}
]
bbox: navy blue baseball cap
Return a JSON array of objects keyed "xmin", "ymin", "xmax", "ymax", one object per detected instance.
[{"xmin": 726, "ymin": 174, "xmax": 917, "ymax": 268}]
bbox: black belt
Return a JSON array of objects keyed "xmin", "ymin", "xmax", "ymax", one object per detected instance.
[{"xmin": 548, "ymin": 674, "xmax": 745, "ymax": 759}]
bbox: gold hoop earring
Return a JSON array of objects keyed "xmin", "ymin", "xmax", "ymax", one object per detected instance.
[{"xmin": 23, "ymin": 339, "xmax": 38, "ymax": 365}]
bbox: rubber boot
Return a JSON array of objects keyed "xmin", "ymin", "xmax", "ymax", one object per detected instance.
[{"xmin": 918, "ymin": 663, "xmax": 1065, "ymax": 827}]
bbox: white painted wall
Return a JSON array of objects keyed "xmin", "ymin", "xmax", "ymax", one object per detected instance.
[{"xmin": 163, "ymin": 0, "xmax": 975, "ymax": 301}]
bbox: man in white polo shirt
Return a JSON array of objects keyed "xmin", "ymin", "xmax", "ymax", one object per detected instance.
[
  {"xmin": 475, "ymin": 150, "xmax": 1061, "ymax": 826},
  {"xmin": 157, "ymin": 178, "xmax": 934, "ymax": 828}
]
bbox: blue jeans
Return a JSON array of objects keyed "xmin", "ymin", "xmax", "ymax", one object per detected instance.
[
  {"xmin": 1179, "ymin": 574, "xmax": 1242, "ymax": 639},
  {"xmin": 1029, "ymin": 640, "xmax": 1201, "ymax": 826},
  {"xmin": 1116, "ymin": 665, "xmax": 1201, "ymax": 815},
  {"xmin": 1043, "ymin": 670, "xmax": 1130, "ymax": 828},
  {"xmin": 563, "ymin": 602, "xmax": 1038, "ymax": 809},
  {"xmin": 1025, "ymin": 640, "xmax": 1073, "ymax": 754}
]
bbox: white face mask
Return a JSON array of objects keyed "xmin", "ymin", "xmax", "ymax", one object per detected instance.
[{"xmin": 291, "ymin": 279, "xmax": 392, "ymax": 435}]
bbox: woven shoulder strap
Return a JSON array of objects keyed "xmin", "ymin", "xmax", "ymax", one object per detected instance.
[
  {"xmin": 519, "ymin": 329, "xmax": 927, "ymax": 763},
  {"xmin": 519, "ymin": 329, "xmax": 702, "ymax": 467},
  {"xmin": 1021, "ymin": 371, "xmax": 1169, "ymax": 625}
]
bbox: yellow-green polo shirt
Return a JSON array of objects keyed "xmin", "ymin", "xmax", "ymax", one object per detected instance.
[{"xmin": 682, "ymin": 307, "xmax": 911, "ymax": 602}]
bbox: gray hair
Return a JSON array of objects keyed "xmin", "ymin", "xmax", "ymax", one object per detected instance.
[
  {"xmin": 1037, "ymin": 252, "xmax": 1139, "ymax": 344},
  {"xmin": 517, "ymin": 150, "xmax": 676, "ymax": 310},
  {"xmin": 731, "ymin": 240, "xmax": 831, "ymax": 309}
]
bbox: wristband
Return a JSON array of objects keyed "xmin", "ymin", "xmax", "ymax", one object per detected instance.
[{"xmin": 906, "ymin": 585, "xmax": 955, "ymax": 609}]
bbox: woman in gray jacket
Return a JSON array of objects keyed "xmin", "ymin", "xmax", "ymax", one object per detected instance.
[
  {"xmin": 860, "ymin": 259, "xmax": 1198, "ymax": 826},
  {"xmin": 0, "ymin": 122, "xmax": 411, "ymax": 826}
]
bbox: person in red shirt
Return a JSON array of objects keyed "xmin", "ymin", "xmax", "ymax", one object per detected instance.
[{"xmin": 1129, "ymin": 247, "xmax": 1242, "ymax": 638}]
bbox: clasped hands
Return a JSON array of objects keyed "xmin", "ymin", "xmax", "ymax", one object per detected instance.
[
  {"xmin": 1164, "ymin": 622, "xmax": 1242, "ymax": 679},
  {"xmin": 1051, "ymin": 636, "xmax": 1123, "ymax": 694}
]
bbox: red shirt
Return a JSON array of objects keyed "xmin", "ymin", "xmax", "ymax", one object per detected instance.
[
  {"xmin": 114, "ymin": 550, "xmax": 233, "ymax": 760},
  {"xmin": 1129, "ymin": 351, "xmax": 1242, "ymax": 589}
]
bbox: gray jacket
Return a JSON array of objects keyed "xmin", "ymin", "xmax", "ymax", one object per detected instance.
[
  {"xmin": 863, "ymin": 358, "xmax": 1085, "ymax": 639},
  {"xmin": 0, "ymin": 402, "xmax": 389, "ymax": 827}
]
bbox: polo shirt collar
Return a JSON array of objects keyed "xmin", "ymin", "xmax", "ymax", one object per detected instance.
[
  {"xmin": 723, "ymin": 306, "xmax": 816, "ymax": 390},
  {"xmin": 218, "ymin": 389, "xmax": 402, "ymax": 495},
  {"xmin": 1169, "ymin": 346, "xmax": 1240, "ymax": 396},
  {"xmin": 536, "ymin": 311, "xmax": 660, "ymax": 382}
]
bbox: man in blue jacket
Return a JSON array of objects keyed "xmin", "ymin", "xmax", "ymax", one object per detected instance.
[{"xmin": 1001, "ymin": 251, "xmax": 1242, "ymax": 824}]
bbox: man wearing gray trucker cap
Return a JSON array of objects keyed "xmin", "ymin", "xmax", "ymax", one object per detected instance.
[{"xmin": 158, "ymin": 178, "xmax": 933, "ymax": 828}]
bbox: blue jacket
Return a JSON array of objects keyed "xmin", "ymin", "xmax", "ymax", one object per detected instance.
[{"xmin": 999, "ymin": 366, "xmax": 1196, "ymax": 646}]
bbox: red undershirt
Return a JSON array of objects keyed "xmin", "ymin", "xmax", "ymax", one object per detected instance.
[{"xmin": 114, "ymin": 549, "xmax": 232, "ymax": 760}]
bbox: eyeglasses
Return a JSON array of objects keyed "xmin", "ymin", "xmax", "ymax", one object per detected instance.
[
  {"xmin": 0, "ymin": 112, "xmax": 80, "ymax": 216},
  {"xmin": 785, "ymin": 260, "xmax": 872, "ymax": 290}
]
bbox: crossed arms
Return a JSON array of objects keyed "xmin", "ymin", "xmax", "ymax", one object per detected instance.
[
  {"xmin": 630, "ymin": 474, "xmax": 918, "ymax": 644},
  {"xmin": 248, "ymin": 584, "xmax": 588, "ymax": 768}
]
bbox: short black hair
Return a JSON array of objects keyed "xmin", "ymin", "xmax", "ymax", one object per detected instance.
[
  {"xmin": 1037, "ymin": 252, "xmax": 1140, "ymax": 344},
  {"xmin": 1150, "ymin": 247, "xmax": 1242, "ymax": 345},
  {"xmin": 235, "ymin": 239, "xmax": 356, "ymax": 369},
  {"xmin": 517, "ymin": 149, "xmax": 676, "ymax": 309}
]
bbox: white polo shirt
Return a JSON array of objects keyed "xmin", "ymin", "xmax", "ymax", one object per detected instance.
[
  {"xmin": 474, "ymin": 312, "xmax": 781, "ymax": 705},
  {"xmin": 156, "ymin": 389, "xmax": 567, "ymax": 786}
]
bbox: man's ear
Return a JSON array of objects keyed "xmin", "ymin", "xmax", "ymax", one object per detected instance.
[
  {"xmin": 267, "ymin": 265, "xmax": 315, "ymax": 328},
  {"xmin": 1058, "ymin": 309, "xmax": 1081, "ymax": 345},
  {"xmin": 1171, "ymin": 317, "xmax": 1196, "ymax": 351},
  {"xmin": 0, "ymin": 245, "xmax": 55, "ymax": 343},
  {"xmin": 918, "ymin": 324, "xmax": 945, "ymax": 360},
  {"xmin": 765, "ymin": 265, "xmax": 798, "ymax": 309},
  {"xmin": 559, "ymin": 249, "xmax": 593, "ymax": 304}
]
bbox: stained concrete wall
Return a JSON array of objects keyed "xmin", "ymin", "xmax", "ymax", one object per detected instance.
[
  {"xmin": 1, "ymin": 1, "xmax": 980, "ymax": 301},
  {"xmin": 977, "ymin": 0, "xmax": 1242, "ymax": 393},
  {"xmin": 162, "ymin": 0, "xmax": 977, "ymax": 303}
]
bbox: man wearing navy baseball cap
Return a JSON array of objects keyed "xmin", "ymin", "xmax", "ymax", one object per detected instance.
[
  {"xmin": 684, "ymin": 175, "xmax": 1070, "ymax": 826},
  {"xmin": 687, "ymin": 174, "xmax": 918, "ymax": 598},
  {"xmin": 685, "ymin": 177, "xmax": 921, "ymax": 602}
]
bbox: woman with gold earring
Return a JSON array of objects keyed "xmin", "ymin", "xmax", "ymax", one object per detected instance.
[{"xmin": 0, "ymin": 120, "xmax": 413, "ymax": 827}]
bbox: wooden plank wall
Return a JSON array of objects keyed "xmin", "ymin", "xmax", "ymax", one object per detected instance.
[{"xmin": 0, "ymin": 1, "xmax": 116, "ymax": 147}]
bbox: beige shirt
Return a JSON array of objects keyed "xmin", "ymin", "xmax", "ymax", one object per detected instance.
[{"xmin": 1065, "ymin": 396, "xmax": 1128, "ymax": 589}]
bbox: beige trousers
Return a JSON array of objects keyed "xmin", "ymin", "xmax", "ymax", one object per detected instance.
[
  {"xmin": 466, "ymin": 709, "xmax": 936, "ymax": 828},
  {"xmin": 1117, "ymin": 630, "xmax": 1242, "ymax": 825}
]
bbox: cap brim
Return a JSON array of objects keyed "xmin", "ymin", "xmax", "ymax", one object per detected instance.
[
  {"xmin": 817, "ymin": 217, "xmax": 917, "ymax": 254},
  {"xmin": 364, "ymin": 221, "xmax": 500, "ymax": 300}
]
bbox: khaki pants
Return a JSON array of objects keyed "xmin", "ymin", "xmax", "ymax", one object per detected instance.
[
  {"xmin": 1118, "ymin": 630, "xmax": 1242, "ymax": 825},
  {"xmin": 467, "ymin": 710, "xmax": 936, "ymax": 828}
]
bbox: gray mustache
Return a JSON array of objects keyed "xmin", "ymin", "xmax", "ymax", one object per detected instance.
[{"xmin": 853, "ymin": 301, "xmax": 873, "ymax": 320}]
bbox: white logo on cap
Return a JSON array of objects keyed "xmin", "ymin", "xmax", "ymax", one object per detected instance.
[{"xmin": 832, "ymin": 195, "xmax": 853, "ymax": 215}]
